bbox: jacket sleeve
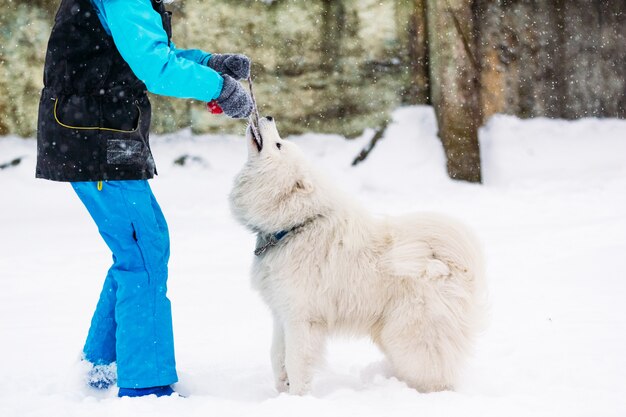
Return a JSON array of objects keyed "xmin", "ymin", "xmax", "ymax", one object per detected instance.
[
  {"xmin": 100, "ymin": 0, "xmax": 222, "ymax": 102},
  {"xmin": 172, "ymin": 43, "xmax": 212, "ymax": 66}
]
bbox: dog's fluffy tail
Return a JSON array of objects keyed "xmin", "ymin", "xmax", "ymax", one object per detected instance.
[{"xmin": 382, "ymin": 212, "xmax": 489, "ymax": 333}]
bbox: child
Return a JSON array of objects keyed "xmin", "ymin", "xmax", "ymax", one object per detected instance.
[{"xmin": 36, "ymin": 0, "xmax": 252, "ymax": 397}]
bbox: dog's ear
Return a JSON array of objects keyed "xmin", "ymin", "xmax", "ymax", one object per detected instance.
[{"xmin": 294, "ymin": 179, "xmax": 314, "ymax": 194}]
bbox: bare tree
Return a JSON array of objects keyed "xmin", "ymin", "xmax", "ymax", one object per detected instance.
[{"xmin": 426, "ymin": 0, "xmax": 482, "ymax": 183}]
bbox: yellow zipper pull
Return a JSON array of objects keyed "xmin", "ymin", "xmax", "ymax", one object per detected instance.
[{"xmin": 97, "ymin": 181, "xmax": 103, "ymax": 191}]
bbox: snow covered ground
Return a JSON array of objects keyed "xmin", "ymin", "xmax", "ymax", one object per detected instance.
[{"xmin": 1, "ymin": 106, "xmax": 625, "ymax": 417}]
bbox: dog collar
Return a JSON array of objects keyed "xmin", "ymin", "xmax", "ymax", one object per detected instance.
[{"xmin": 254, "ymin": 216, "xmax": 319, "ymax": 256}]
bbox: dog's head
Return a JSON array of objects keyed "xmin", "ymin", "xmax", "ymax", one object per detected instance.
[{"xmin": 229, "ymin": 117, "xmax": 327, "ymax": 234}]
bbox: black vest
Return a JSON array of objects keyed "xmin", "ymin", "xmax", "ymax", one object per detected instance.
[{"xmin": 36, "ymin": 0, "xmax": 173, "ymax": 182}]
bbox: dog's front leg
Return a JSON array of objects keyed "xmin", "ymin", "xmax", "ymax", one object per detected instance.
[
  {"xmin": 284, "ymin": 320, "xmax": 325, "ymax": 395},
  {"xmin": 271, "ymin": 316, "xmax": 289, "ymax": 393}
]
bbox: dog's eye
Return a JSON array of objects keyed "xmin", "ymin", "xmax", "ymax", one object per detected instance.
[{"xmin": 276, "ymin": 142, "xmax": 282, "ymax": 150}]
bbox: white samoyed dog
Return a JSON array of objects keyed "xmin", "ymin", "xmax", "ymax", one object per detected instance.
[{"xmin": 229, "ymin": 117, "xmax": 487, "ymax": 395}]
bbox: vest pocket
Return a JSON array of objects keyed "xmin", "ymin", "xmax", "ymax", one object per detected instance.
[{"xmin": 53, "ymin": 96, "xmax": 141, "ymax": 133}]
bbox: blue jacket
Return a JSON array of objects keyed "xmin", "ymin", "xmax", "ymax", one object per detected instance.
[{"xmin": 90, "ymin": 0, "xmax": 223, "ymax": 102}]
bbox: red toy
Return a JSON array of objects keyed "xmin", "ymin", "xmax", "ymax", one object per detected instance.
[{"xmin": 207, "ymin": 100, "xmax": 223, "ymax": 114}]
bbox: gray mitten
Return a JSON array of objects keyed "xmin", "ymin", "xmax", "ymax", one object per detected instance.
[
  {"xmin": 217, "ymin": 75, "xmax": 253, "ymax": 119},
  {"xmin": 208, "ymin": 53, "xmax": 251, "ymax": 80}
]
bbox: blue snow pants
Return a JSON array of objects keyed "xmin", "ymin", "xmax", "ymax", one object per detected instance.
[{"xmin": 72, "ymin": 180, "xmax": 178, "ymax": 388}]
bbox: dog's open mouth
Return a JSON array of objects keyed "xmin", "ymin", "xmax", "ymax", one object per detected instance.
[
  {"xmin": 248, "ymin": 113, "xmax": 263, "ymax": 152},
  {"xmin": 250, "ymin": 125, "xmax": 263, "ymax": 152}
]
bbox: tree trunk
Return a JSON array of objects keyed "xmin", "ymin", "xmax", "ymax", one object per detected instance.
[
  {"xmin": 426, "ymin": 0, "xmax": 481, "ymax": 183},
  {"xmin": 396, "ymin": 0, "xmax": 430, "ymax": 104},
  {"xmin": 320, "ymin": 0, "xmax": 346, "ymax": 74}
]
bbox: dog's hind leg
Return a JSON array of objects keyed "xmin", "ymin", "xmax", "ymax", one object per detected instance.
[
  {"xmin": 375, "ymin": 291, "xmax": 468, "ymax": 392},
  {"xmin": 377, "ymin": 322, "xmax": 457, "ymax": 392},
  {"xmin": 379, "ymin": 335, "xmax": 456, "ymax": 392},
  {"xmin": 283, "ymin": 320, "xmax": 326, "ymax": 395},
  {"xmin": 271, "ymin": 316, "xmax": 289, "ymax": 393}
]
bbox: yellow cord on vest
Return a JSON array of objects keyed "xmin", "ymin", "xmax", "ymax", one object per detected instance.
[
  {"xmin": 53, "ymin": 98, "xmax": 141, "ymax": 134},
  {"xmin": 97, "ymin": 181, "xmax": 103, "ymax": 191}
]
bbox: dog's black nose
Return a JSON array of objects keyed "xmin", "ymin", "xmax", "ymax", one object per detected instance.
[{"xmin": 266, "ymin": 116, "xmax": 274, "ymax": 122}]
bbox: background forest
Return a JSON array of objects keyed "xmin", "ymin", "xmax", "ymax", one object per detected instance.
[{"xmin": 0, "ymin": 0, "xmax": 624, "ymax": 181}]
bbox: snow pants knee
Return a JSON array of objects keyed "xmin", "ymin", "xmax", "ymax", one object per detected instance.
[{"xmin": 72, "ymin": 180, "xmax": 178, "ymax": 388}]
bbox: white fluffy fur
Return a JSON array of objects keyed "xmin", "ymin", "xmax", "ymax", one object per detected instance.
[{"xmin": 229, "ymin": 118, "xmax": 487, "ymax": 395}]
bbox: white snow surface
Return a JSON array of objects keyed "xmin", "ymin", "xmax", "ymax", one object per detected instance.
[{"xmin": 1, "ymin": 106, "xmax": 625, "ymax": 416}]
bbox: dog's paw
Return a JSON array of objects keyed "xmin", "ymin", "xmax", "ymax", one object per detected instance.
[
  {"xmin": 275, "ymin": 370, "xmax": 289, "ymax": 393},
  {"xmin": 287, "ymin": 380, "xmax": 311, "ymax": 396},
  {"xmin": 275, "ymin": 378, "xmax": 289, "ymax": 393}
]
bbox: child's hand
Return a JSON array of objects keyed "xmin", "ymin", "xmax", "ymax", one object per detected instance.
[
  {"xmin": 208, "ymin": 53, "xmax": 251, "ymax": 80},
  {"xmin": 216, "ymin": 75, "xmax": 253, "ymax": 119}
]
